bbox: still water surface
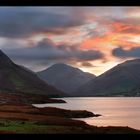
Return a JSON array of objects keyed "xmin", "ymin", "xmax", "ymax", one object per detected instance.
[{"xmin": 34, "ymin": 97, "xmax": 140, "ymax": 130}]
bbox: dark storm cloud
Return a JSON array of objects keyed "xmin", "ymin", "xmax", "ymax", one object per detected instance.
[
  {"xmin": 72, "ymin": 50, "xmax": 103, "ymax": 61},
  {"xmin": 4, "ymin": 38, "xmax": 104, "ymax": 66},
  {"xmin": 112, "ymin": 47, "xmax": 140, "ymax": 58},
  {"xmin": 36, "ymin": 38, "xmax": 56, "ymax": 49},
  {"xmin": 0, "ymin": 7, "xmax": 86, "ymax": 38}
]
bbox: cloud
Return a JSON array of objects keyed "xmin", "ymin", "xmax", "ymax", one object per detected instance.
[
  {"xmin": 80, "ymin": 62, "xmax": 94, "ymax": 67},
  {"xmin": 110, "ymin": 21, "xmax": 140, "ymax": 35},
  {"xmin": 0, "ymin": 7, "xmax": 130, "ymax": 39},
  {"xmin": 112, "ymin": 47, "xmax": 140, "ymax": 58},
  {"xmin": 35, "ymin": 38, "xmax": 56, "ymax": 49},
  {"xmin": 0, "ymin": 7, "xmax": 86, "ymax": 38},
  {"xmin": 2, "ymin": 7, "xmax": 140, "ymax": 75},
  {"xmin": 72, "ymin": 50, "xmax": 103, "ymax": 61},
  {"xmin": 3, "ymin": 38, "xmax": 104, "ymax": 71}
]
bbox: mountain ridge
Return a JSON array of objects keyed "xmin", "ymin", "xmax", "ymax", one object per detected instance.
[
  {"xmin": 76, "ymin": 59, "xmax": 140, "ymax": 96},
  {"xmin": 0, "ymin": 50, "xmax": 64, "ymax": 97},
  {"xmin": 37, "ymin": 63, "xmax": 96, "ymax": 94}
]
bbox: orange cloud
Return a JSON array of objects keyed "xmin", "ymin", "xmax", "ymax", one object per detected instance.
[
  {"xmin": 24, "ymin": 18, "xmax": 140, "ymax": 75},
  {"xmin": 79, "ymin": 21, "xmax": 140, "ymax": 69},
  {"xmin": 81, "ymin": 21, "xmax": 140, "ymax": 51},
  {"xmin": 112, "ymin": 22, "xmax": 140, "ymax": 34}
]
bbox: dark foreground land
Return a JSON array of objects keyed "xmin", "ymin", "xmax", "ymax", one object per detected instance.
[
  {"xmin": 0, "ymin": 92, "xmax": 66, "ymax": 104},
  {"xmin": 0, "ymin": 103, "xmax": 139, "ymax": 134}
]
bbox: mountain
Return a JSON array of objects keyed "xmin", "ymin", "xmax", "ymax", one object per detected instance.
[
  {"xmin": 0, "ymin": 50, "xmax": 64, "ymax": 97},
  {"xmin": 37, "ymin": 63, "xmax": 96, "ymax": 95},
  {"xmin": 76, "ymin": 59, "xmax": 140, "ymax": 96}
]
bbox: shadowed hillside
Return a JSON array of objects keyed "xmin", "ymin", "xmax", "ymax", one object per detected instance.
[
  {"xmin": 76, "ymin": 59, "xmax": 140, "ymax": 96},
  {"xmin": 0, "ymin": 50, "xmax": 65, "ymax": 97},
  {"xmin": 37, "ymin": 63, "xmax": 95, "ymax": 95}
]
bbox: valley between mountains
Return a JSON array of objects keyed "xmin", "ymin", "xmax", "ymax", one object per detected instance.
[{"xmin": 0, "ymin": 50, "xmax": 140, "ymax": 134}]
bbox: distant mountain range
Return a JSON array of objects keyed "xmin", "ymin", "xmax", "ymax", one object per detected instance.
[
  {"xmin": 76, "ymin": 59, "xmax": 140, "ymax": 96},
  {"xmin": 37, "ymin": 63, "xmax": 96, "ymax": 94},
  {"xmin": 1, "ymin": 48, "xmax": 140, "ymax": 97},
  {"xmin": 0, "ymin": 50, "xmax": 64, "ymax": 97}
]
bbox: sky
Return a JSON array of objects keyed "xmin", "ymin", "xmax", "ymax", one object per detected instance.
[{"xmin": 1, "ymin": 7, "xmax": 140, "ymax": 76}]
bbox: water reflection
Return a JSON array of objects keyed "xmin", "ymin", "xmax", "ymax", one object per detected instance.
[{"xmin": 34, "ymin": 97, "xmax": 140, "ymax": 130}]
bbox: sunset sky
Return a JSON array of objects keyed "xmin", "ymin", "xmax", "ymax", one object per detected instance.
[{"xmin": 1, "ymin": 7, "xmax": 140, "ymax": 75}]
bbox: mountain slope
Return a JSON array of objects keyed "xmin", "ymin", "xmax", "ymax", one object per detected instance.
[
  {"xmin": 0, "ymin": 50, "xmax": 64, "ymax": 97},
  {"xmin": 37, "ymin": 63, "xmax": 95, "ymax": 94},
  {"xmin": 76, "ymin": 59, "xmax": 140, "ymax": 96}
]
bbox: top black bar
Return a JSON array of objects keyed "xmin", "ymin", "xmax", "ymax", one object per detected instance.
[{"xmin": 0, "ymin": 0, "xmax": 140, "ymax": 6}]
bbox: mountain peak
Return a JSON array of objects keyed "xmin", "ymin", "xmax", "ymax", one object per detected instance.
[
  {"xmin": 0, "ymin": 50, "xmax": 14, "ymax": 66},
  {"xmin": 37, "ymin": 63, "xmax": 96, "ymax": 94},
  {"xmin": 45, "ymin": 63, "xmax": 80, "ymax": 73},
  {"xmin": 0, "ymin": 50, "xmax": 64, "ymax": 97},
  {"xmin": 50, "ymin": 63, "xmax": 72, "ymax": 69},
  {"xmin": 52, "ymin": 63, "xmax": 68, "ymax": 66}
]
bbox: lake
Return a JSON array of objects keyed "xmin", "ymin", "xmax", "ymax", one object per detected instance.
[{"xmin": 34, "ymin": 97, "xmax": 140, "ymax": 130}]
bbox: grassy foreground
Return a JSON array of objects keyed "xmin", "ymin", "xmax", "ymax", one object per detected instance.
[{"xmin": 0, "ymin": 120, "xmax": 139, "ymax": 134}]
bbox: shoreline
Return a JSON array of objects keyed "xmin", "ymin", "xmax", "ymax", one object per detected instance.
[
  {"xmin": 0, "ymin": 93, "xmax": 139, "ymax": 134},
  {"xmin": 0, "ymin": 102, "xmax": 139, "ymax": 134}
]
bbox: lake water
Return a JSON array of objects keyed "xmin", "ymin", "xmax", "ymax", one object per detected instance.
[{"xmin": 34, "ymin": 97, "xmax": 140, "ymax": 130}]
